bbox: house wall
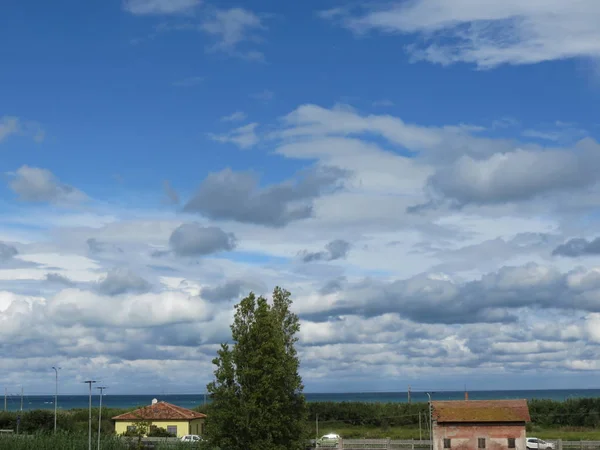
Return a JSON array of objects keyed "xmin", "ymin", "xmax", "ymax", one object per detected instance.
[
  {"xmin": 432, "ymin": 422, "xmax": 527, "ymax": 450},
  {"xmin": 114, "ymin": 419, "xmax": 205, "ymax": 438}
]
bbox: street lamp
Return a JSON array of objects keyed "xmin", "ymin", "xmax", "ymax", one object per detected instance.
[
  {"xmin": 84, "ymin": 380, "xmax": 97, "ymax": 450},
  {"xmin": 427, "ymin": 393, "xmax": 433, "ymax": 450},
  {"xmin": 97, "ymin": 386, "xmax": 107, "ymax": 450},
  {"xmin": 51, "ymin": 367, "xmax": 60, "ymax": 434}
]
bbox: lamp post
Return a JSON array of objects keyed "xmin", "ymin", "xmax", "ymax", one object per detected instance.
[
  {"xmin": 84, "ymin": 380, "xmax": 97, "ymax": 450},
  {"xmin": 427, "ymin": 393, "xmax": 433, "ymax": 450},
  {"xmin": 52, "ymin": 367, "xmax": 60, "ymax": 434},
  {"xmin": 97, "ymin": 386, "xmax": 107, "ymax": 450}
]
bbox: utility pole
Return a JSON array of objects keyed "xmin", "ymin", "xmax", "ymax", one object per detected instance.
[
  {"xmin": 20, "ymin": 386, "xmax": 23, "ymax": 412},
  {"xmin": 84, "ymin": 380, "xmax": 97, "ymax": 450},
  {"xmin": 316, "ymin": 413, "xmax": 319, "ymax": 446},
  {"xmin": 419, "ymin": 412, "xmax": 422, "ymax": 442},
  {"xmin": 52, "ymin": 367, "xmax": 61, "ymax": 433},
  {"xmin": 408, "ymin": 385, "xmax": 411, "ymax": 404},
  {"xmin": 97, "ymin": 386, "xmax": 107, "ymax": 450},
  {"xmin": 4, "ymin": 388, "xmax": 6, "ymax": 412}
]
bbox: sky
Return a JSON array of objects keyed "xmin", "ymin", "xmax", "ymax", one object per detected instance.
[{"xmin": 1, "ymin": 0, "xmax": 600, "ymax": 396}]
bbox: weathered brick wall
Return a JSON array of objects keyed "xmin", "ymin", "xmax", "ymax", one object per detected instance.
[{"xmin": 432, "ymin": 422, "xmax": 527, "ymax": 450}]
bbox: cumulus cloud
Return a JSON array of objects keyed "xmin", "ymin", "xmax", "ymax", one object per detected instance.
[
  {"xmin": 169, "ymin": 223, "xmax": 236, "ymax": 256},
  {"xmin": 321, "ymin": 0, "xmax": 600, "ymax": 68},
  {"xmin": 300, "ymin": 263, "xmax": 600, "ymax": 325},
  {"xmin": 7, "ymin": 165, "xmax": 87, "ymax": 204},
  {"xmin": 184, "ymin": 166, "xmax": 348, "ymax": 227},
  {"xmin": 417, "ymin": 140, "xmax": 600, "ymax": 208},
  {"xmin": 553, "ymin": 237, "xmax": 600, "ymax": 257},
  {"xmin": 123, "ymin": 0, "xmax": 201, "ymax": 15},
  {"xmin": 301, "ymin": 240, "xmax": 351, "ymax": 263},
  {"xmin": 5, "ymin": 102, "xmax": 600, "ymax": 392},
  {"xmin": 96, "ymin": 269, "xmax": 152, "ymax": 296}
]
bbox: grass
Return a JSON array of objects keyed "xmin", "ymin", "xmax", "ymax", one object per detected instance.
[
  {"xmin": 0, "ymin": 433, "xmax": 207, "ymax": 449},
  {"xmin": 308, "ymin": 424, "xmax": 600, "ymax": 441}
]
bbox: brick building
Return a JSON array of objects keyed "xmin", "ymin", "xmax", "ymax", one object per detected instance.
[{"xmin": 431, "ymin": 399, "xmax": 531, "ymax": 450}]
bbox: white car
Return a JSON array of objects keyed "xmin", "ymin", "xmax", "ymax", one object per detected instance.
[
  {"xmin": 526, "ymin": 437, "xmax": 555, "ymax": 450},
  {"xmin": 316, "ymin": 433, "xmax": 340, "ymax": 447},
  {"xmin": 180, "ymin": 434, "xmax": 203, "ymax": 443}
]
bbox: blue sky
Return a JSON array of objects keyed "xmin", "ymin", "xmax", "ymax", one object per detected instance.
[{"xmin": 2, "ymin": 0, "xmax": 600, "ymax": 394}]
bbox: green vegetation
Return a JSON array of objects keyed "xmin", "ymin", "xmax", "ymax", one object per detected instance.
[
  {"xmin": 206, "ymin": 287, "xmax": 307, "ymax": 450},
  {"xmin": 4, "ymin": 393, "xmax": 600, "ymax": 444},
  {"xmin": 0, "ymin": 432, "xmax": 205, "ymax": 449}
]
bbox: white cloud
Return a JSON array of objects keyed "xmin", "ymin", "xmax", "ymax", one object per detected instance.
[
  {"xmin": 322, "ymin": 0, "xmax": 600, "ymax": 68},
  {"xmin": 221, "ymin": 111, "xmax": 247, "ymax": 122},
  {"xmin": 0, "ymin": 117, "xmax": 20, "ymax": 142},
  {"xmin": 6, "ymin": 165, "xmax": 87, "ymax": 205},
  {"xmin": 4, "ymin": 103, "xmax": 600, "ymax": 392},
  {"xmin": 123, "ymin": 0, "xmax": 201, "ymax": 15},
  {"xmin": 0, "ymin": 117, "xmax": 44, "ymax": 144},
  {"xmin": 201, "ymin": 8, "xmax": 266, "ymax": 60},
  {"xmin": 209, "ymin": 123, "xmax": 259, "ymax": 149}
]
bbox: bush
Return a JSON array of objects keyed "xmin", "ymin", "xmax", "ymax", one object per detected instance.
[{"xmin": 148, "ymin": 426, "xmax": 175, "ymax": 437}]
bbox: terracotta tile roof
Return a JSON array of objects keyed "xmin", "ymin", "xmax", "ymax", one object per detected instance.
[
  {"xmin": 432, "ymin": 399, "xmax": 530, "ymax": 423},
  {"xmin": 112, "ymin": 401, "xmax": 207, "ymax": 421}
]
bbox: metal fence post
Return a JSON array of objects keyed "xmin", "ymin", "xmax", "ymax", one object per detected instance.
[{"xmin": 387, "ymin": 437, "xmax": 391, "ymax": 449}]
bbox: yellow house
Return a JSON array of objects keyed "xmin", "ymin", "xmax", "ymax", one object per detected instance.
[{"xmin": 112, "ymin": 400, "xmax": 207, "ymax": 438}]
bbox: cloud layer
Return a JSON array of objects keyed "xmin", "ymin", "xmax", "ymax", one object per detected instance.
[
  {"xmin": 322, "ymin": 0, "xmax": 600, "ymax": 68},
  {"xmin": 2, "ymin": 102, "xmax": 599, "ymax": 394}
]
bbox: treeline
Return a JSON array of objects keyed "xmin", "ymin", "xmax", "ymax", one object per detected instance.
[
  {"xmin": 529, "ymin": 398, "xmax": 600, "ymax": 428},
  {"xmin": 0, "ymin": 407, "xmax": 127, "ymax": 434},
  {"xmin": 197, "ymin": 399, "xmax": 600, "ymax": 429},
  {"xmin": 2, "ymin": 397, "xmax": 600, "ymax": 435}
]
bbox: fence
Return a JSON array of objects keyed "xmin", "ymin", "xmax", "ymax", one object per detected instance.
[
  {"xmin": 138, "ymin": 439, "xmax": 600, "ymax": 450},
  {"xmin": 311, "ymin": 440, "xmax": 600, "ymax": 450}
]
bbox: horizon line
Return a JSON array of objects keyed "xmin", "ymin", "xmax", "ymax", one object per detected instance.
[{"xmin": 5, "ymin": 387, "xmax": 600, "ymax": 397}]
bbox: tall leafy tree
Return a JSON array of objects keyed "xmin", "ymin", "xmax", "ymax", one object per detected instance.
[{"xmin": 206, "ymin": 287, "xmax": 307, "ymax": 450}]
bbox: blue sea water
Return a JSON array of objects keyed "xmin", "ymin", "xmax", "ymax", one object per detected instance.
[{"xmin": 3, "ymin": 389, "xmax": 600, "ymax": 412}]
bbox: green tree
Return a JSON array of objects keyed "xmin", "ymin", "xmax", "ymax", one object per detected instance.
[{"xmin": 206, "ymin": 287, "xmax": 307, "ymax": 450}]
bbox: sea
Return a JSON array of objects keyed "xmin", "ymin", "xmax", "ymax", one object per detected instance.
[{"xmin": 3, "ymin": 389, "xmax": 600, "ymax": 412}]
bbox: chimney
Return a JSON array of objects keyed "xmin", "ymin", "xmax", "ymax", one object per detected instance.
[{"xmin": 152, "ymin": 398, "xmax": 158, "ymax": 405}]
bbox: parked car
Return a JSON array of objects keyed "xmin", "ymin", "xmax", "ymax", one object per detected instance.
[
  {"xmin": 527, "ymin": 437, "xmax": 555, "ymax": 450},
  {"xmin": 180, "ymin": 434, "xmax": 203, "ymax": 443},
  {"xmin": 316, "ymin": 433, "xmax": 340, "ymax": 447}
]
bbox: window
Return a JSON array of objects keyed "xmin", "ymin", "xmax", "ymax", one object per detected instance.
[
  {"xmin": 478, "ymin": 438, "xmax": 486, "ymax": 449},
  {"xmin": 444, "ymin": 438, "xmax": 451, "ymax": 448},
  {"xmin": 126, "ymin": 425, "xmax": 136, "ymax": 433},
  {"xmin": 508, "ymin": 438, "xmax": 516, "ymax": 448},
  {"xmin": 167, "ymin": 425, "xmax": 177, "ymax": 435}
]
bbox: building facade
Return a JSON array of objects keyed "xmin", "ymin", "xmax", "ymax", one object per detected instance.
[
  {"xmin": 112, "ymin": 400, "xmax": 206, "ymax": 438},
  {"xmin": 431, "ymin": 399, "xmax": 530, "ymax": 450}
]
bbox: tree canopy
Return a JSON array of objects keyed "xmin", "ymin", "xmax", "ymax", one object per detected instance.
[{"xmin": 205, "ymin": 287, "xmax": 307, "ymax": 450}]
